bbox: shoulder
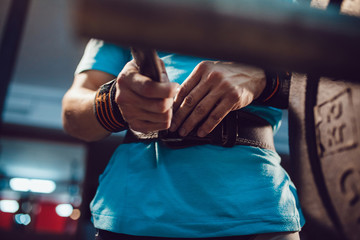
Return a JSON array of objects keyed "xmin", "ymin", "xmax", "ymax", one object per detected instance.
[{"xmin": 75, "ymin": 39, "xmax": 131, "ymax": 76}]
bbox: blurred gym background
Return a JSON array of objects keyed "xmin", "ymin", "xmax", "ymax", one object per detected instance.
[{"xmin": 0, "ymin": 0, "xmax": 290, "ymax": 239}]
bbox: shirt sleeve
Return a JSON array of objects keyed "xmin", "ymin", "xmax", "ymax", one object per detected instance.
[{"xmin": 75, "ymin": 39, "xmax": 131, "ymax": 77}]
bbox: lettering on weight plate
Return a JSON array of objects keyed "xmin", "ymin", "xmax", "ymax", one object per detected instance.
[
  {"xmin": 340, "ymin": 169, "xmax": 360, "ymax": 224},
  {"xmin": 340, "ymin": 169, "xmax": 360, "ymax": 207},
  {"xmin": 314, "ymin": 89, "xmax": 358, "ymax": 157}
]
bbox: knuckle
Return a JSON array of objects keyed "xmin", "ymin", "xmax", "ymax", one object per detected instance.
[
  {"xmin": 227, "ymin": 89, "xmax": 241, "ymax": 103},
  {"xmin": 194, "ymin": 105, "xmax": 206, "ymax": 116},
  {"xmin": 209, "ymin": 112, "xmax": 222, "ymax": 123},
  {"xmin": 184, "ymin": 95, "xmax": 195, "ymax": 108},
  {"xmin": 125, "ymin": 60, "xmax": 136, "ymax": 69},
  {"xmin": 219, "ymin": 79, "xmax": 232, "ymax": 89},
  {"xmin": 207, "ymin": 71, "xmax": 222, "ymax": 82},
  {"xmin": 177, "ymin": 85, "xmax": 188, "ymax": 99},
  {"xmin": 117, "ymin": 73, "xmax": 126, "ymax": 83},
  {"xmin": 197, "ymin": 61, "xmax": 211, "ymax": 72},
  {"xmin": 204, "ymin": 71, "xmax": 222, "ymax": 86}
]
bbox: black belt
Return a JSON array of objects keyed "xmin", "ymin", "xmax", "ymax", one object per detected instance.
[
  {"xmin": 96, "ymin": 229, "xmax": 256, "ymax": 240},
  {"xmin": 124, "ymin": 110, "xmax": 275, "ymax": 151}
]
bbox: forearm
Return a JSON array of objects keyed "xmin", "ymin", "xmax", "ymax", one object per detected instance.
[
  {"xmin": 62, "ymin": 71, "xmax": 117, "ymax": 141},
  {"xmin": 62, "ymin": 87, "xmax": 111, "ymax": 142}
]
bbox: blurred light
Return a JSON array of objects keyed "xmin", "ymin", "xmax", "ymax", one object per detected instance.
[
  {"xmin": 9, "ymin": 178, "xmax": 30, "ymax": 192},
  {"xmin": 21, "ymin": 202, "xmax": 32, "ymax": 213},
  {"xmin": 70, "ymin": 209, "xmax": 81, "ymax": 220},
  {"xmin": 9, "ymin": 178, "xmax": 56, "ymax": 193},
  {"xmin": 14, "ymin": 213, "xmax": 31, "ymax": 225},
  {"xmin": 71, "ymin": 196, "xmax": 82, "ymax": 207},
  {"xmin": 0, "ymin": 200, "xmax": 19, "ymax": 213},
  {"xmin": 55, "ymin": 204, "xmax": 73, "ymax": 217},
  {"xmin": 29, "ymin": 179, "xmax": 56, "ymax": 193}
]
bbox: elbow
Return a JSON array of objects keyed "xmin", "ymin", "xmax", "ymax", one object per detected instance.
[
  {"xmin": 62, "ymin": 109, "xmax": 75, "ymax": 136},
  {"xmin": 62, "ymin": 109, "xmax": 104, "ymax": 142},
  {"xmin": 62, "ymin": 108, "xmax": 86, "ymax": 141},
  {"xmin": 62, "ymin": 90, "xmax": 110, "ymax": 142}
]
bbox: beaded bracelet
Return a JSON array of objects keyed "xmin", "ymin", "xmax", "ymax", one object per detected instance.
[{"xmin": 94, "ymin": 79, "xmax": 128, "ymax": 132}]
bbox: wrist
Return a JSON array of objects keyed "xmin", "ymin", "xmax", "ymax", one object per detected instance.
[
  {"xmin": 254, "ymin": 71, "xmax": 279, "ymax": 102},
  {"xmin": 253, "ymin": 71, "xmax": 291, "ymax": 109},
  {"xmin": 253, "ymin": 71, "xmax": 267, "ymax": 100},
  {"xmin": 94, "ymin": 79, "xmax": 128, "ymax": 132}
]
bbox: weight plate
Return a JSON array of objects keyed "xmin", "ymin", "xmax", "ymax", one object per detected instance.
[
  {"xmin": 289, "ymin": 1, "xmax": 360, "ymax": 239},
  {"xmin": 289, "ymin": 75, "xmax": 360, "ymax": 240}
]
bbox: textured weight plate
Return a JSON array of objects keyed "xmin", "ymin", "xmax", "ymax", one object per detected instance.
[
  {"xmin": 288, "ymin": 1, "xmax": 360, "ymax": 239},
  {"xmin": 289, "ymin": 74, "xmax": 341, "ymax": 240},
  {"xmin": 315, "ymin": 78, "xmax": 360, "ymax": 240},
  {"xmin": 289, "ymin": 75, "xmax": 360, "ymax": 240}
]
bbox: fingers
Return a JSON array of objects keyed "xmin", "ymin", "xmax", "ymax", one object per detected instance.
[
  {"xmin": 118, "ymin": 72, "xmax": 178, "ymax": 99},
  {"xmin": 195, "ymin": 99, "xmax": 233, "ymax": 137},
  {"xmin": 170, "ymin": 65, "xmax": 224, "ymax": 136},
  {"xmin": 116, "ymin": 88, "xmax": 174, "ymax": 132},
  {"xmin": 121, "ymin": 106, "xmax": 173, "ymax": 133},
  {"xmin": 114, "ymin": 59, "xmax": 264, "ymax": 136},
  {"xmin": 120, "ymin": 60, "xmax": 179, "ymax": 99},
  {"xmin": 172, "ymin": 63, "xmax": 204, "ymax": 111},
  {"xmin": 116, "ymin": 86, "xmax": 174, "ymax": 114},
  {"xmin": 170, "ymin": 82, "xmax": 210, "ymax": 134},
  {"xmin": 170, "ymin": 60, "xmax": 261, "ymax": 138},
  {"xmin": 114, "ymin": 60, "xmax": 179, "ymax": 133},
  {"xmin": 170, "ymin": 62, "xmax": 214, "ymax": 132},
  {"xmin": 171, "ymin": 88, "xmax": 230, "ymax": 137}
]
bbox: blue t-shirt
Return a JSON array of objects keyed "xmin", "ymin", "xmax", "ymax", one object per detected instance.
[{"xmin": 77, "ymin": 39, "xmax": 304, "ymax": 238}]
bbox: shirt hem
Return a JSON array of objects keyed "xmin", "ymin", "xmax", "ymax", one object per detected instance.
[{"xmin": 91, "ymin": 213, "xmax": 303, "ymax": 238}]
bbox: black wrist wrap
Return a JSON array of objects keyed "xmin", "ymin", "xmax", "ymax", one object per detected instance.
[
  {"xmin": 94, "ymin": 79, "xmax": 128, "ymax": 132},
  {"xmin": 253, "ymin": 71, "xmax": 291, "ymax": 109}
]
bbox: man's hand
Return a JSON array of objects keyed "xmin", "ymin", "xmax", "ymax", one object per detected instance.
[
  {"xmin": 169, "ymin": 61, "xmax": 266, "ymax": 137},
  {"xmin": 115, "ymin": 59, "xmax": 179, "ymax": 133}
]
